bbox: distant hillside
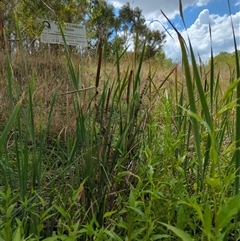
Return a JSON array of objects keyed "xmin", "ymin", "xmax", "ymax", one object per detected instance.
[{"xmin": 211, "ymin": 50, "xmax": 240, "ymax": 67}]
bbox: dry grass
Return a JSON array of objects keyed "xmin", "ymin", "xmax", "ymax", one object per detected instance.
[
  {"xmin": 0, "ymin": 50, "xmax": 232, "ymax": 140},
  {"xmin": 0, "ymin": 51, "xmax": 177, "ymax": 136}
]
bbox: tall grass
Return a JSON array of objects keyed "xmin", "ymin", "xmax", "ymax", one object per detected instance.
[
  {"xmin": 228, "ymin": 0, "xmax": 240, "ymax": 228},
  {"xmin": 0, "ymin": 3, "xmax": 239, "ymax": 240},
  {"xmin": 159, "ymin": 0, "xmax": 240, "ymax": 240}
]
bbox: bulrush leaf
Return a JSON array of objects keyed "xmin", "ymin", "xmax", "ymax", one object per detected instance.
[
  {"xmin": 209, "ymin": 24, "xmax": 214, "ymax": 113},
  {"xmin": 178, "ymin": 0, "xmax": 186, "ymax": 29},
  {"xmin": 0, "ymin": 96, "xmax": 23, "ymax": 149},
  {"xmin": 228, "ymin": 0, "xmax": 240, "ymax": 236},
  {"xmin": 162, "ymin": 9, "xmax": 203, "ymax": 190}
]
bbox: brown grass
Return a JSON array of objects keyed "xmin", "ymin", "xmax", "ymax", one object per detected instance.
[{"xmin": 0, "ymin": 50, "xmax": 232, "ymax": 140}]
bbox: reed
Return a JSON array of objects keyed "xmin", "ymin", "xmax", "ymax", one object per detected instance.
[{"xmin": 0, "ymin": 2, "xmax": 239, "ymax": 240}]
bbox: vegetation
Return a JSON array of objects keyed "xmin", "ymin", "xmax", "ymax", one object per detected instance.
[
  {"xmin": 210, "ymin": 51, "xmax": 240, "ymax": 70},
  {"xmin": 0, "ymin": 1, "xmax": 240, "ymax": 241},
  {"xmin": 0, "ymin": 0, "xmax": 166, "ymax": 59}
]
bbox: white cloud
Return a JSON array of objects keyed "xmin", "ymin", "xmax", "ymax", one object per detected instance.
[
  {"xmin": 108, "ymin": 0, "xmax": 196, "ymax": 19},
  {"xmin": 196, "ymin": 0, "xmax": 211, "ymax": 7},
  {"xmin": 195, "ymin": 9, "xmax": 215, "ymax": 25},
  {"xmin": 163, "ymin": 10, "xmax": 240, "ymax": 62},
  {"xmin": 107, "ymin": 0, "xmax": 239, "ymax": 62}
]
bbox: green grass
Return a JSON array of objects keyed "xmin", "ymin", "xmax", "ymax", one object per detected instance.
[{"xmin": 0, "ymin": 3, "xmax": 240, "ymax": 240}]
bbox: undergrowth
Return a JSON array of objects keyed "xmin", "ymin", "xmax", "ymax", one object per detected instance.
[{"xmin": 0, "ymin": 1, "xmax": 240, "ymax": 240}]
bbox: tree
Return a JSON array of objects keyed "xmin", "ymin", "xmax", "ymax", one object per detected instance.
[
  {"xmin": 145, "ymin": 29, "xmax": 166, "ymax": 59},
  {"xmin": 210, "ymin": 51, "xmax": 240, "ymax": 68},
  {"xmin": 119, "ymin": 3, "xmax": 146, "ymax": 35},
  {"xmin": 116, "ymin": 2, "xmax": 165, "ymax": 59},
  {"xmin": 86, "ymin": 0, "xmax": 116, "ymax": 53},
  {"xmin": 118, "ymin": 2, "xmax": 147, "ymax": 48},
  {"xmin": 1, "ymin": 0, "xmax": 166, "ymax": 58},
  {"xmin": 15, "ymin": 0, "xmax": 88, "ymax": 53}
]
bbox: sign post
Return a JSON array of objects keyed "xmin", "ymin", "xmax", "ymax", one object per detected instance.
[{"xmin": 40, "ymin": 20, "xmax": 87, "ymax": 47}]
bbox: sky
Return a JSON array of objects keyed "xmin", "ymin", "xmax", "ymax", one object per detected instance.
[{"xmin": 108, "ymin": 0, "xmax": 240, "ymax": 62}]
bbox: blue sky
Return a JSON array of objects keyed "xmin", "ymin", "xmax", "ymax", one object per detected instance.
[
  {"xmin": 108, "ymin": 0, "xmax": 240, "ymax": 62},
  {"xmin": 176, "ymin": 0, "xmax": 239, "ymax": 29}
]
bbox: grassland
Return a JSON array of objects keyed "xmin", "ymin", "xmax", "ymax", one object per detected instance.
[{"xmin": 0, "ymin": 19, "xmax": 240, "ymax": 241}]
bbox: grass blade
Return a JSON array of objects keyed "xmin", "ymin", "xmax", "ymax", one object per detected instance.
[
  {"xmin": 227, "ymin": 0, "xmax": 240, "ymax": 237},
  {"xmin": 216, "ymin": 194, "xmax": 240, "ymax": 235},
  {"xmin": 160, "ymin": 222, "xmax": 193, "ymax": 241},
  {"xmin": 0, "ymin": 97, "xmax": 23, "ymax": 149}
]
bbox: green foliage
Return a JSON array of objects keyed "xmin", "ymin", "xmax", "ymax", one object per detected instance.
[
  {"xmin": 86, "ymin": 0, "xmax": 116, "ymax": 51},
  {"xmin": 144, "ymin": 29, "xmax": 166, "ymax": 59},
  {"xmin": 0, "ymin": 3, "xmax": 240, "ymax": 240},
  {"xmin": 117, "ymin": 2, "xmax": 166, "ymax": 59},
  {"xmin": 210, "ymin": 51, "xmax": 240, "ymax": 69},
  {"xmin": 155, "ymin": 50, "xmax": 174, "ymax": 67},
  {"xmin": 1, "ymin": 0, "xmax": 166, "ymax": 58},
  {"xmin": 119, "ymin": 2, "xmax": 146, "ymax": 35},
  {"xmin": 15, "ymin": 0, "xmax": 87, "ymax": 37}
]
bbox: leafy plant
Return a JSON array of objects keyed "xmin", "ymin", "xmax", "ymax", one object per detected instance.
[{"xmin": 0, "ymin": 1, "xmax": 239, "ymax": 240}]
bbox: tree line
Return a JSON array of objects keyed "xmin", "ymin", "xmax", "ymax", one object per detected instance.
[{"xmin": 0, "ymin": 0, "xmax": 166, "ymax": 59}]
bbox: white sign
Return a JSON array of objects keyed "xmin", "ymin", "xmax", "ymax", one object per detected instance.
[{"xmin": 40, "ymin": 20, "xmax": 87, "ymax": 47}]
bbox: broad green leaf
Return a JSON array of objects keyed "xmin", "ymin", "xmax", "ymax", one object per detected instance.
[
  {"xmin": 206, "ymin": 177, "xmax": 220, "ymax": 188},
  {"xmin": 117, "ymin": 221, "xmax": 128, "ymax": 229},
  {"xmin": 203, "ymin": 202, "xmax": 212, "ymax": 239},
  {"xmin": 160, "ymin": 222, "xmax": 193, "ymax": 241},
  {"xmin": 43, "ymin": 237, "xmax": 59, "ymax": 241},
  {"xmin": 12, "ymin": 227, "xmax": 21, "ymax": 241},
  {"xmin": 152, "ymin": 234, "xmax": 171, "ymax": 240},
  {"xmin": 103, "ymin": 210, "xmax": 117, "ymax": 218},
  {"xmin": 41, "ymin": 209, "xmax": 56, "ymax": 221},
  {"xmin": 43, "ymin": 235, "xmax": 70, "ymax": 241},
  {"xmin": 103, "ymin": 229, "xmax": 122, "ymax": 241},
  {"xmin": 37, "ymin": 224, "xmax": 44, "ymax": 234},
  {"xmin": 6, "ymin": 204, "xmax": 15, "ymax": 218},
  {"xmin": 130, "ymin": 227, "xmax": 145, "ymax": 239},
  {"xmin": 128, "ymin": 206, "xmax": 145, "ymax": 218},
  {"xmin": 192, "ymin": 201, "xmax": 203, "ymax": 222},
  {"xmin": 216, "ymin": 194, "xmax": 240, "ymax": 232},
  {"xmin": 54, "ymin": 205, "xmax": 69, "ymax": 219},
  {"xmin": 61, "ymin": 237, "xmax": 74, "ymax": 241}
]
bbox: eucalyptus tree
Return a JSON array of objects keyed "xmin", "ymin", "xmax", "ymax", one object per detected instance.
[
  {"xmin": 117, "ymin": 2, "xmax": 166, "ymax": 59},
  {"xmin": 1, "ymin": 0, "xmax": 166, "ymax": 58},
  {"xmin": 119, "ymin": 2, "xmax": 147, "ymax": 35},
  {"xmin": 144, "ymin": 29, "xmax": 166, "ymax": 59},
  {"xmin": 86, "ymin": 0, "xmax": 117, "ymax": 54}
]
